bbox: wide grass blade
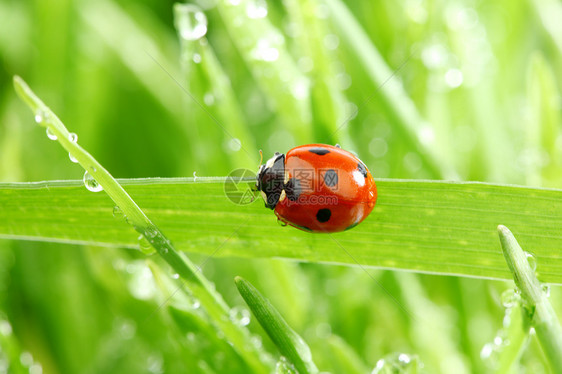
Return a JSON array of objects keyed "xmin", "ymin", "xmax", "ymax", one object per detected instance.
[{"xmin": 2, "ymin": 177, "xmax": 562, "ymax": 283}]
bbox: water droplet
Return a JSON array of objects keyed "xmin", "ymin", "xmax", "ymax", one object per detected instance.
[
  {"xmin": 501, "ymin": 289, "xmax": 520, "ymax": 308},
  {"xmin": 371, "ymin": 353, "xmax": 422, "ymax": 373},
  {"xmin": 203, "ymin": 92, "xmax": 215, "ymax": 105},
  {"xmin": 20, "ymin": 352, "xmax": 33, "ymax": 366},
  {"xmin": 421, "ymin": 43, "xmax": 449, "ymax": 70},
  {"xmin": 46, "ymin": 127, "xmax": 57, "ymax": 140},
  {"xmin": 171, "ymin": 273, "xmax": 180, "ymax": 279},
  {"xmin": 34, "ymin": 110, "xmax": 47, "ymax": 124},
  {"xmin": 229, "ymin": 306, "xmax": 251, "ymax": 326},
  {"xmin": 246, "ymin": 0, "xmax": 268, "ymax": 19},
  {"xmin": 445, "ymin": 68, "xmax": 464, "ymax": 88},
  {"xmin": 145, "ymin": 227, "xmax": 158, "ymax": 239},
  {"xmin": 291, "ymin": 78, "xmax": 309, "ymax": 100},
  {"xmin": 369, "ymin": 138, "xmax": 388, "ymax": 158},
  {"xmin": 186, "ymin": 332, "xmax": 196, "ymax": 343},
  {"xmin": 83, "ymin": 171, "xmax": 103, "ymax": 192},
  {"xmin": 138, "ymin": 235, "xmax": 155, "ymax": 255},
  {"xmin": 323, "ymin": 34, "xmax": 339, "ymax": 50},
  {"xmin": 277, "ymin": 218, "xmax": 288, "ymax": 227},
  {"xmin": 117, "ymin": 319, "xmax": 136, "ymax": 339},
  {"xmin": 69, "ymin": 153, "xmax": 79, "ymax": 163},
  {"xmin": 525, "ymin": 251, "xmax": 537, "ymax": 272},
  {"xmin": 251, "ymin": 38, "xmax": 280, "ymax": 62},
  {"xmin": 146, "ymin": 353, "xmax": 163, "ymax": 374},
  {"xmin": 480, "ymin": 343, "xmax": 494, "ymax": 359},
  {"xmin": 417, "ymin": 124, "xmax": 435, "ymax": 145},
  {"xmin": 336, "ymin": 73, "xmax": 352, "ymax": 90},
  {"xmin": 126, "ymin": 261, "xmax": 156, "ymax": 300},
  {"xmin": 297, "ymin": 57, "xmax": 313, "ymax": 73},
  {"xmin": 174, "ymin": 4, "xmax": 208, "ymax": 41},
  {"xmin": 227, "ymin": 138, "xmax": 242, "ymax": 152},
  {"xmin": 276, "ymin": 357, "xmax": 297, "ymax": 374},
  {"xmin": 0, "ymin": 321, "xmax": 12, "ymax": 336},
  {"xmin": 112, "ymin": 206, "xmax": 124, "ymax": 218},
  {"xmin": 542, "ymin": 284, "xmax": 551, "ymax": 297},
  {"xmin": 29, "ymin": 363, "xmax": 43, "ymax": 374},
  {"xmin": 193, "ymin": 53, "xmax": 202, "ymax": 63},
  {"xmin": 68, "ymin": 132, "xmax": 78, "ymax": 143}
]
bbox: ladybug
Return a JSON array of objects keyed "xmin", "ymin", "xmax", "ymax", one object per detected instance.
[{"xmin": 256, "ymin": 144, "xmax": 377, "ymax": 233}]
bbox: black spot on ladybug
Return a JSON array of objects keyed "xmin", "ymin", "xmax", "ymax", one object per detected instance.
[
  {"xmin": 309, "ymin": 147, "xmax": 330, "ymax": 155},
  {"xmin": 316, "ymin": 208, "xmax": 331, "ymax": 223},
  {"xmin": 344, "ymin": 221, "xmax": 359, "ymax": 231},
  {"xmin": 357, "ymin": 162, "xmax": 368, "ymax": 178},
  {"xmin": 284, "ymin": 178, "xmax": 301, "ymax": 201},
  {"xmin": 322, "ymin": 169, "xmax": 338, "ymax": 187}
]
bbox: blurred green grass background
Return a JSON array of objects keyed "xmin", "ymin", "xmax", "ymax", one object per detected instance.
[{"xmin": 1, "ymin": 0, "xmax": 562, "ymax": 373}]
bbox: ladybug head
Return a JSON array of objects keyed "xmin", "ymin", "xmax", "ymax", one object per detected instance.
[{"xmin": 256, "ymin": 152, "xmax": 285, "ymax": 209}]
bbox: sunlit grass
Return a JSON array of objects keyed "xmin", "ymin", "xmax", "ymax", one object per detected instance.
[{"xmin": 1, "ymin": 0, "xmax": 561, "ymax": 373}]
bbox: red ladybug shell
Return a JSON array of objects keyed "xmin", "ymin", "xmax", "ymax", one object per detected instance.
[{"xmin": 257, "ymin": 144, "xmax": 377, "ymax": 233}]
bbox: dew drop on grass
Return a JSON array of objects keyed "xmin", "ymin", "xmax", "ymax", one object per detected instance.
[
  {"xmin": 138, "ymin": 234, "xmax": 156, "ymax": 255},
  {"xmin": 0, "ymin": 320, "xmax": 12, "ymax": 336},
  {"xmin": 69, "ymin": 153, "xmax": 79, "ymax": 163},
  {"xmin": 500, "ymin": 289, "xmax": 520, "ymax": 308},
  {"xmin": 524, "ymin": 251, "xmax": 537, "ymax": 271},
  {"xmin": 83, "ymin": 171, "xmax": 103, "ymax": 192},
  {"xmin": 29, "ymin": 363, "xmax": 43, "ymax": 374},
  {"xmin": 203, "ymin": 92, "xmax": 215, "ymax": 106},
  {"xmin": 229, "ymin": 306, "xmax": 251, "ymax": 326},
  {"xmin": 68, "ymin": 132, "xmax": 78, "ymax": 143},
  {"xmin": 145, "ymin": 227, "xmax": 158, "ymax": 239},
  {"xmin": 19, "ymin": 352, "xmax": 33, "ymax": 367},
  {"xmin": 277, "ymin": 218, "xmax": 288, "ymax": 227},
  {"xmin": 126, "ymin": 261, "xmax": 156, "ymax": 300},
  {"xmin": 371, "ymin": 353, "xmax": 422, "ymax": 373},
  {"xmin": 34, "ymin": 109, "xmax": 50, "ymax": 124},
  {"xmin": 117, "ymin": 319, "xmax": 136, "ymax": 339},
  {"xmin": 174, "ymin": 4, "xmax": 208, "ymax": 41},
  {"xmin": 112, "ymin": 205, "xmax": 124, "ymax": 218},
  {"xmin": 171, "ymin": 273, "xmax": 180, "ymax": 279},
  {"xmin": 193, "ymin": 53, "xmax": 202, "ymax": 63},
  {"xmin": 251, "ymin": 38, "xmax": 280, "ymax": 62},
  {"xmin": 246, "ymin": 0, "xmax": 267, "ymax": 19},
  {"xmin": 542, "ymin": 284, "xmax": 551, "ymax": 297},
  {"xmin": 275, "ymin": 357, "xmax": 297, "ymax": 374},
  {"xmin": 46, "ymin": 127, "xmax": 57, "ymax": 140}
]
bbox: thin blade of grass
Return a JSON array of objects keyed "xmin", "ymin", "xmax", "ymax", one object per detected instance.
[
  {"xmin": 498, "ymin": 225, "xmax": 562, "ymax": 371},
  {"xmin": 2, "ymin": 178, "xmax": 562, "ymax": 283},
  {"xmin": 235, "ymin": 276, "xmax": 319, "ymax": 374},
  {"xmin": 325, "ymin": 0, "xmax": 457, "ymax": 180}
]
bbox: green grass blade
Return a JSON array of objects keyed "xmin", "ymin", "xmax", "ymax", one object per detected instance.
[
  {"xmin": 12, "ymin": 76, "xmax": 272, "ymax": 374},
  {"xmin": 235, "ymin": 276, "xmax": 319, "ymax": 374},
  {"xmin": 498, "ymin": 225, "xmax": 562, "ymax": 371},
  {"xmin": 3, "ymin": 177, "xmax": 562, "ymax": 283},
  {"xmin": 325, "ymin": 0, "xmax": 457, "ymax": 180}
]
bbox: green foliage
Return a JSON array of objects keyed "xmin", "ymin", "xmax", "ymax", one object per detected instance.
[{"xmin": 1, "ymin": 0, "xmax": 562, "ymax": 373}]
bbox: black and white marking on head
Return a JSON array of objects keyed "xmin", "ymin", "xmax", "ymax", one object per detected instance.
[
  {"xmin": 316, "ymin": 208, "xmax": 331, "ymax": 223},
  {"xmin": 357, "ymin": 162, "xmax": 368, "ymax": 178},
  {"xmin": 284, "ymin": 178, "xmax": 301, "ymax": 201},
  {"xmin": 322, "ymin": 169, "xmax": 338, "ymax": 187},
  {"xmin": 308, "ymin": 147, "xmax": 330, "ymax": 155},
  {"xmin": 257, "ymin": 153, "xmax": 286, "ymax": 209}
]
